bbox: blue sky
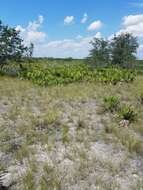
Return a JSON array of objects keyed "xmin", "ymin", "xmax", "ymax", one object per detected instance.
[{"xmin": 0, "ymin": 0, "xmax": 143, "ymax": 58}]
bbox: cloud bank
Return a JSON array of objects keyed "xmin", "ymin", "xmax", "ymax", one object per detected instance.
[{"xmin": 16, "ymin": 14, "xmax": 143, "ymax": 59}]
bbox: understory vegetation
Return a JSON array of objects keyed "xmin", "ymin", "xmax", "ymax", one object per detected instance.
[{"xmin": 19, "ymin": 64, "xmax": 136, "ymax": 86}]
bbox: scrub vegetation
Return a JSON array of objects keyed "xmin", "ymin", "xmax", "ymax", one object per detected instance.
[{"xmin": 0, "ymin": 20, "xmax": 143, "ymax": 190}]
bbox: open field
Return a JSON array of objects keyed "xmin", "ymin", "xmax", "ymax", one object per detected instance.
[
  {"xmin": 1, "ymin": 1, "xmax": 143, "ymax": 189},
  {"xmin": 0, "ymin": 69, "xmax": 143, "ymax": 189}
]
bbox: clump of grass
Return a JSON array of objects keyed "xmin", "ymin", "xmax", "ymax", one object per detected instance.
[
  {"xmin": 107, "ymin": 125, "xmax": 143, "ymax": 154},
  {"xmin": 26, "ymin": 130, "xmax": 39, "ymax": 145},
  {"xmin": 14, "ymin": 143, "xmax": 30, "ymax": 161},
  {"xmin": 43, "ymin": 110, "xmax": 59, "ymax": 125},
  {"xmin": 40, "ymin": 164, "xmax": 62, "ymax": 190},
  {"xmin": 119, "ymin": 105, "xmax": 137, "ymax": 123},
  {"xmin": 23, "ymin": 170, "xmax": 35, "ymax": 190},
  {"xmin": 103, "ymin": 96, "xmax": 120, "ymax": 112},
  {"xmin": 62, "ymin": 125, "xmax": 69, "ymax": 144}
]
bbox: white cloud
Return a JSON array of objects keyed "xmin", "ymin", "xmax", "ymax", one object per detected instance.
[
  {"xmin": 137, "ymin": 44, "xmax": 143, "ymax": 59},
  {"xmin": 81, "ymin": 13, "xmax": 88, "ymax": 24},
  {"xmin": 94, "ymin": 32, "xmax": 102, "ymax": 38},
  {"xmin": 87, "ymin": 20, "xmax": 103, "ymax": 31},
  {"xmin": 25, "ymin": 31, "xmax": 46, "ymax": 43},
  {"xmin": 34, "ymin": 33, "xmax": 102, "ymax": 58},
  {"xmin": 108, "ymin": 14, "xmax": 143, "ymax": 40},
  {"xmin": 64, "ymin": 16, "xmax": 74, "ymax": 25},
  {"xmin": 16, "ymin": 14, "xmax": 142, "ymax": 59},
  {"xmin": 17, "ymin": 16, "xmax": 101, "ymax": 58},
  {"xmin": 16, "ymin": 25, "xmax": 25, "ymax": 33},
  {"xmin": 16, "ymin": 15, "xmax": 46, "ymax": 44},
  {"xmin": 114, "ymin": 14, "xmax": 143, "ymax": 37},
  {"xmin": 123, "ymin": 14, "xmax": 143, "ymax": 27}
]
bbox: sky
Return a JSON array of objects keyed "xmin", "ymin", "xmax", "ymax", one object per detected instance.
[{"xmin": 0, "ymin": 0, "xmax": 143, "ymax": 58}]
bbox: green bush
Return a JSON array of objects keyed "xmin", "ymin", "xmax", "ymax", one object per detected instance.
[
  {"xmin": 19, "ymin": 64, "xmax": 136, "ymax": 86},
  {"xmin": 103, "ymin": 96, "xmax": 119, "ymax": 112},
  {"xmin": 119, "ymin": 105, "xmax": 137, "ymax": 123}
]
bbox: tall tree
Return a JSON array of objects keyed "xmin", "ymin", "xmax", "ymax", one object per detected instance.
[
  {"xmin": 111, "ymin": 33, "xmax": 138, "ymax": 68},
  {"xmin": 87, "ymin": 38, "xmax": 110, "ymax": 67},
  {"xmin": 0, "ymin": 20, "xmax": 32, "ymax": 69},
  {"xmin": 28, "ymin": 43, "xmax": 34, "ymax": 58}
]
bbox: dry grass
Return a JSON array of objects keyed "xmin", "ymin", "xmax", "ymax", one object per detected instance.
[{"xmin": 0, "ymin": 75, "xmax": 143, "ymax": 189}]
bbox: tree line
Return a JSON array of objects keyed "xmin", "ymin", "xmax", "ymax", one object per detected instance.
[
  {"xmin": 88, "ymin": 33, "xmax": 139, "ymax": 68},
  {"xmin": 0, "ymin": 20, "xmax": 139, "ymax": 69}
]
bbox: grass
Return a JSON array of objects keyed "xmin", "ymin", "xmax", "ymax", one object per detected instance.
[
  {"xmin": 0, "ymin": 72, "xmax": 143, "ymax": 189},
  {"xmin": 119, "ymin": 105, "xmax": 137, "ymax": 122},
  {"xmin": 23, "ymin": 170, "xmax": 35, "ymax": 190},
  {"xmin": 40, "ymin": 164, "xmax": 62, "ymax": 190},
  {"xmin": 104, "ymin": 122, "xmax": 143, "ymax": 154},
  {"xmin": 103, "ymin": 95, "xmax": 120, "ymax": 112}
]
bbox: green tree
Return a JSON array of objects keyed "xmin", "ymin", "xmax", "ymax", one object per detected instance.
[
  {"xmin": 0, "ymin": 20, "xmax": 32, "ymax": 69},
  {"xmin": 111, "ymin": 33, "xmax": 138, "ymax": 68},
  {"xmin": 87, "ymin": 38, "xmax": 110, "ymax": 67},
  {"xmin": 28, "ymin": 43, "xmax": 34, "ymax": 57}
]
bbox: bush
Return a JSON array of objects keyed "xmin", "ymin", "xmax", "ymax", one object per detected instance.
[
  {"xmin": 103, "ymin": 96, "xmax": 119, "ymax": 112},
  {"xmin": 119, "ymin": 105, "xmax": 137, "ymax": 123},
  {"xmin": 19, "ymin": 64, "xmax": 136, "ymax": 86}
]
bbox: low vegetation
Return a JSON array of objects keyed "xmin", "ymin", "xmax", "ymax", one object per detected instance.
[
  {"xmin": 103, "ymin": 95, "xmax": 120, "ymax": 112},
  {"xmin": 0, "ymin": 20, "xmax": 143, "ymax": 190},
  {"xmin": 119, "ymin": 105, "xmax": 137, "ymax": 123},
  {"xmin": 19, "ymin": 64, "xmax": 136, "ymax": 86}
]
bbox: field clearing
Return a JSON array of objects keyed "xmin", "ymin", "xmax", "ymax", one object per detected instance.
[{"xmin": 0, "ymin": 74, "xmax": 143, "ymax": 190}]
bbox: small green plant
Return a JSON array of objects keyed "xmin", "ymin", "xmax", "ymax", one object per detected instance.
[
  {"xmin": 119, "ymin": 105, "xmax": 137, "ymax": 123},
  {"xmin": 103, "ymin": 96, "xmax": 119, "ymax": 112},
  {"xmin": 43, "ymin": 110, "xmax": 59, "ymax": 125}
]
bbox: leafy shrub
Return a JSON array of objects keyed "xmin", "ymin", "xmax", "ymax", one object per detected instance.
[
  {"xmin": 119, "ymin": 105, "xmax": 137, "ymax": 123},
  {"xmin": 103, "ymin": 96, "xmax": 120, "ymax": 112},
  {"xmin": 19, "ymin": 64, "xmax": 136, "ymax": 86}
]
